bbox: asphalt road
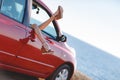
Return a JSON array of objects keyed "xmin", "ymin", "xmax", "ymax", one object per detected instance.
[{"xmin": 0, "ymin": 69, "xmax": 38, "ymax": 80}]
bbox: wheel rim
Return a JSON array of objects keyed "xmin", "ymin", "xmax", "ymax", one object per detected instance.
[{"xmin": 55, "ymin": 69, "xmax": 69, "ymax": 80}]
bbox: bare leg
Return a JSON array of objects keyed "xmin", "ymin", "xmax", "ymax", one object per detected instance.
[
  {"xmin": 38, "ymin": 6, "xmax": 63, "ymax": 30},
  {"xmin": 31, "ymin": 6, "xmax": 63, "ymax": 53},
  {"xmin": 31, "ymin": 24, "xmax": 52, "ymax": 52},
  {"xmin": 31, "ymin": 24, "xmax": 45, "ymax": 43}
]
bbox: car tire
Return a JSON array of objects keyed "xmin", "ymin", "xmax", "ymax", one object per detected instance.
[{"xmin": 46, "ymin": 64, "xmax": 72, "ymax": 80}]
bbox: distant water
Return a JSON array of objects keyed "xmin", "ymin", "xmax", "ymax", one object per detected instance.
[{"xmin": 66, "ymin": 33, "xmax": 120, "ymax": 80}]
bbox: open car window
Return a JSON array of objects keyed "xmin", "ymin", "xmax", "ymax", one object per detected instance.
[{"xmin": 30, "ymin": 2, "xmax": 57, "ymax": 39}]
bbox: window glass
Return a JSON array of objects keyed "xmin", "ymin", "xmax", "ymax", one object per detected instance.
[
  {"xmin": 30, "ymin": 3, "xmax": 57, "ymax": 38},
  {"xmin": 0, "ymin": 0, "xmax": 1, "ymax": 6},
  {"xmin": 0, "ymin": 0, "xmax": 2, "ymax": 9},
  {"xmin": 0, "ymin": 0, "xmax": 26, "ymax": 22}
]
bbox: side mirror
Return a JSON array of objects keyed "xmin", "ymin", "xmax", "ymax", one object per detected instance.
[
  {"xmin": 32, "ymin": 4, "xmax": 40, "ymax": 14},
  {"xmin": 57, "ymin": 35, "xmax": 67, "ymax": 42},
  {"xmin": 32, "ymin": 4, "xmax": 37, "ymax": 9}
]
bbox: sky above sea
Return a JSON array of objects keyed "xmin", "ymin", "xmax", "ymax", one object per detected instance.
[{"xmin": 43, "ymin": 0, "xmax": 120, "ymax": 58}]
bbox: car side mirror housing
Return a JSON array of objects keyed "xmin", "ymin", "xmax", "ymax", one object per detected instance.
[{"xmin": 57, "ymin": 35, "xmax": 67, "ymax": 42}]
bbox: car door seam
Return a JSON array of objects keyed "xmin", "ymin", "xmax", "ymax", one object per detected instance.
[{"xmin": 17, "ymin": 56, "xmax": 55, "ymax": 68}]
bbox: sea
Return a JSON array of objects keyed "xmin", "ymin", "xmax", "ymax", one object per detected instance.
[{"xmin": 66, "ymin": 33, "xmax": 120, "ymax": 80}]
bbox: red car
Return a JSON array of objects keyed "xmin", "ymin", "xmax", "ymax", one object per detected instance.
[{"xmin": 0, "ymin": 0, "xmax": 76, "ymax": 80}]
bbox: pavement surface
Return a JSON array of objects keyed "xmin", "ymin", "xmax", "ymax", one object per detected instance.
[{"xmin": 0, "ymin": 69, "xmax": 38, "ymax": 80}]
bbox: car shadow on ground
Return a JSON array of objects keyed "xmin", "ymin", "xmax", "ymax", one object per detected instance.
[{"xmin": 0, "ymin": 69, "xmax": 38, "ymax": 80}]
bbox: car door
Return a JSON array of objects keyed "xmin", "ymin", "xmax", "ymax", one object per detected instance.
[
  {"xmin": 14, "ymin": 2, "xmax": 64, "ymax": 76},
  {"xmin": 0, "ymin": 0, "xmax": 26, "ymax": 65}
]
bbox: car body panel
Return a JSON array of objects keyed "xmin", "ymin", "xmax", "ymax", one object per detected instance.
[{"xmin": 0, "ymin": 14, "xmax": 26, "ymax": 66}]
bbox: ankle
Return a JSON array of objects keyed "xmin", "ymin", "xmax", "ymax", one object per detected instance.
[{"xmin": 42, "ymin": 42, "xmax": 51, "ymax": 51}]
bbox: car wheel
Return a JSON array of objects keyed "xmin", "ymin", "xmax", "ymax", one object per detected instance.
[{"xmin": 46, "ymin": 64, "xmax": 72, "ymax": 80}]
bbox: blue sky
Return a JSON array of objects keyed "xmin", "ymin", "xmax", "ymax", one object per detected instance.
[{"xmin": 43, "ymin": 0, "xmax": 120, "ymax": 58}]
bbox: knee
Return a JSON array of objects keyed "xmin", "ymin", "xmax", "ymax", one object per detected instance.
[{"xmin": 31, "ymin": 24, "xmax": 38, "ymax": 29}]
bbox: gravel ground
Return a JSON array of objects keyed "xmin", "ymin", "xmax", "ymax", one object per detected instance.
[
  {"xmin": 0, "ymin": 69, "xmax": 38, "ymax": 80},
  {"xmin": 0, "ymin": 69, "xmax": 91, "ymax": 80}
]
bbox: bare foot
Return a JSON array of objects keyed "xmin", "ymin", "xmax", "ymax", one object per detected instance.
[
  {"xmin": 53, "ymin": 6, "xmax": 63, "ymax": 20},
  {"xmin": 56, "ymin": 6, "xmax": 63, "ymax": 20},
  {"xmin": 41, "ymin": 46, "xmax": 54, "ymax": 55}
]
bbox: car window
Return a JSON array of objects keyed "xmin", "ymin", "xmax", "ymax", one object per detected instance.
[
  {"xmin": 0, "ymin": 0, "xmax": 26, "ymax": 22},
  {"xmin": 0, "ymin": 0, "xmax": 1, "ymax": 7},
  {"xmin": 30, "ymin": 3, "xmax": 57, "ymax": 39}
]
